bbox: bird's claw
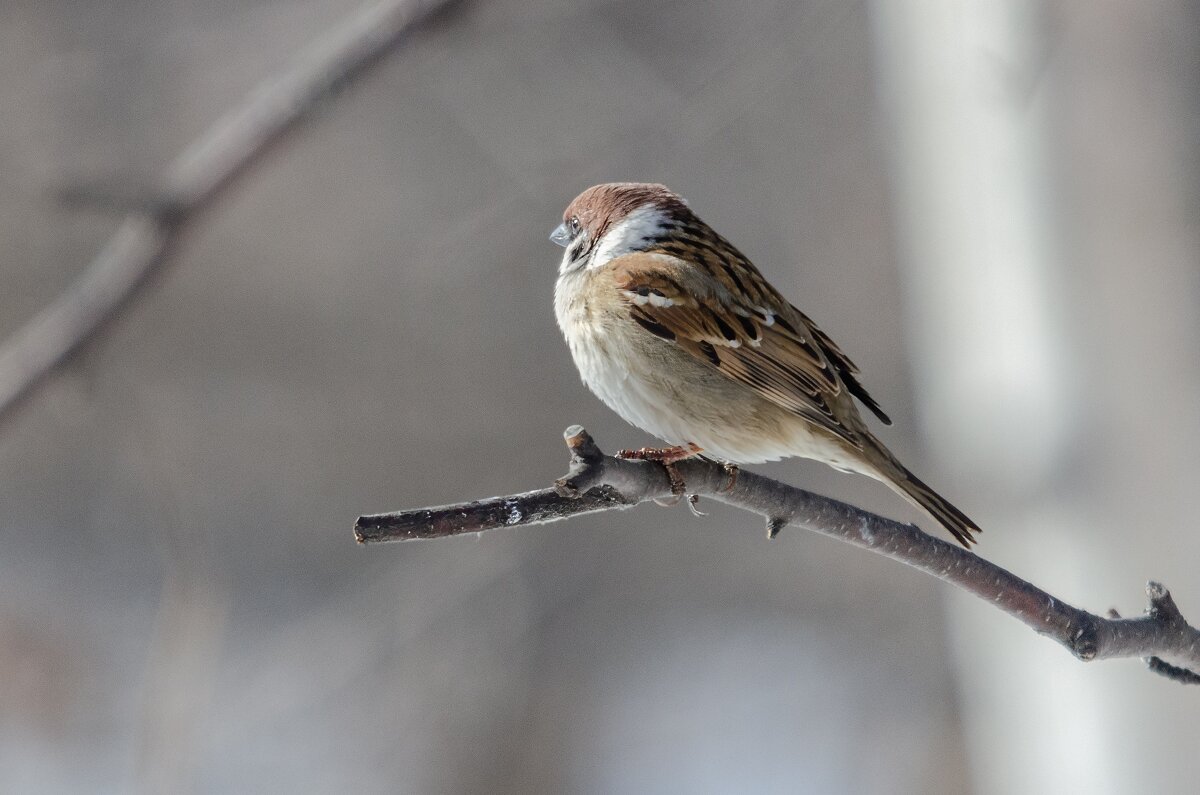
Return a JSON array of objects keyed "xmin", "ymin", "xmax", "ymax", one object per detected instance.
[{"xmin": 615, "ymin": 444, "xmax": 699, "ymax": 497}]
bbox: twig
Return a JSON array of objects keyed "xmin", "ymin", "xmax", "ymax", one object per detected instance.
[
  {"xmin": 356, "ymin": 425, "xmax": 1200, "ymax": 685},
  {"xmin": 0, "ymin": 0, "xmax": 458, "ymax": 425}
]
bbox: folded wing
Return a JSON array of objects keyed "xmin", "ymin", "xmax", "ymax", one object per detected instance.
[{"xmin": 609, "ymin": 252, "xmax": 888, "ymax": 446}]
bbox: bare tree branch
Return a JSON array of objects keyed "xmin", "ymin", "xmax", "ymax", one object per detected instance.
[
  {"xmin": 0, "ymin": 0, "xmax": 458, "ymax": 425},
  {"xmin": 356, "ymin": 425, "xmax": 1200, "ymax": 685}
]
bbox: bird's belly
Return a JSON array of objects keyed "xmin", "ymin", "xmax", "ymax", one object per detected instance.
[{"xmin": 564, "ymin": 321, "xmax": 843, "ymax": 465}]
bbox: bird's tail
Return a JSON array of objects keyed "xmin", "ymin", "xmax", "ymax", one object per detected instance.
[{"xmin": 863, "ymin": 437, "xmax": 981, "ymax": 548}]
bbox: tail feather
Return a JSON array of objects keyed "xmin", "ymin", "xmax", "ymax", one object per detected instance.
[
  {"xmin": 864, "ymin": 444, "xmax": 980, "ymax": 548},
  {"xmin": 890, "ymin": 468, "xmax": 980, "ymax": 548}
]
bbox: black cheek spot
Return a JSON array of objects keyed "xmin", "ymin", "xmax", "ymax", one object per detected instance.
[
  {"xmin": 697, "ymin": 341, "xmax": 721, "ymax": 366},
  {"xmin": 567, "ymin": 239, "xmax": 588, "ymax": 263},
  {"xmin": 635, "ymin": 286, "xmax": 651, "ymax": 297},
  {"xmin": 633, "ymin": 314, "xmax": 676, "ymax": 341}
]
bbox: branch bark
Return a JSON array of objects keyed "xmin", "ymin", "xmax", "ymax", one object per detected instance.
[
  {"xmin": 356, "ymin": 425, "xmax": 1200, "ymax": 685},
  {"xmin": 0, "ymin": 0, "xmax": 458, "ymax": 426}
]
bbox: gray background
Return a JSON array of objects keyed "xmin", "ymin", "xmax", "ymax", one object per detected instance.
[{"xmin": 0, "ymin": 0, "xmax": 1196, "ymax": 792}]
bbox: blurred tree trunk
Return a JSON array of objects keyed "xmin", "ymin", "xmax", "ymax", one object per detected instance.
[{"xmin": 872, "ymin": 1, "xmax": 1200, "ymax": 792}]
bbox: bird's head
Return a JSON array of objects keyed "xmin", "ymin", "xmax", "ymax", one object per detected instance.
[{"xmin": 551, "ymin": 182, "xmax": 690, "ymax": 274}]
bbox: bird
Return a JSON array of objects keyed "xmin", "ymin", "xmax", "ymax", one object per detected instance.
[{"xmin": 550, "ymin": 182, "xmax": 980, "ymax": 548}]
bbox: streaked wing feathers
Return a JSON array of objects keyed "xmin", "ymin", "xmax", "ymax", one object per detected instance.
[
  {"xmin": 796, "ymin": 308, "xmax": 892, "ymax": 425},
  {"xmin": 610, "ymin": 253, "xmax": 864, "ymax": 446}
]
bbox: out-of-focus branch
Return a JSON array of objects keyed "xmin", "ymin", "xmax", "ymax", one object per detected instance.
[
  {"xmin": 0, "ymin": 0, "xmax": 458, "ymax": 425},
  {"xmin": 357, "ymin": 425, "xmax": 1200, "ymax": 685}
]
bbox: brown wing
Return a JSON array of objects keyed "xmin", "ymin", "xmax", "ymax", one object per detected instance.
[
  {"xmin": 794, "ymin": 307, "xmax": 892, "ymax": 425},
  {"xmin": 608, "ymin": 252, "xmax": 865, "ymax": 447}
]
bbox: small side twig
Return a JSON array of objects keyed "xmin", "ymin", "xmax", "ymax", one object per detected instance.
[
  {"xmin": 0, "ymin": 0, "xmax": 458, "ymax": 426},
  {"xmin": 355, "ymin": 426, "xmax": 1200, "ymax": 685}
]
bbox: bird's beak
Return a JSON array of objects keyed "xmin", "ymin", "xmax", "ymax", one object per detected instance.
[{"xmin": 549, "ymin": 222, "xmax": 571, "ymax": 247}]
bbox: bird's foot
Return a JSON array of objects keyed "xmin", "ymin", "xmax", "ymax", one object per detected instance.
[{"xmin": 616, "ymin": 443, "xmax": 703, "ymax": 497}]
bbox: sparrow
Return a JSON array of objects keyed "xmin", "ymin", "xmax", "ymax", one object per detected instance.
[{"xmin": 550, "ymin": 182, "xmax": 980, "ymax": 548}]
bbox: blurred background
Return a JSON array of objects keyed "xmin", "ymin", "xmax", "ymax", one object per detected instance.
[{"xmin": 0, "ymin": 0, "xmax": 1197, "ymax": 792}]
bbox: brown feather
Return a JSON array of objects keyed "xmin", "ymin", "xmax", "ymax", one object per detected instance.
[
  {"xmin": 794, "ymin": 307, "xmax": 893, "ymax": 425},
  {"xmin": 609, "ymin": 252, "xmax": 862, "ymax": 446}
]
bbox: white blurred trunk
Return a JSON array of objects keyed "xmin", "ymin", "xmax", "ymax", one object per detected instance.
[{"xmin": 871, "ymin": 1, "xmax": 1200, "ymax": 792}]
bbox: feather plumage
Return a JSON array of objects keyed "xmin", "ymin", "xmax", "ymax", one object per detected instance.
[{"xmin": 552, "ymin": 182, "xmax": 980, "ymax": 547}]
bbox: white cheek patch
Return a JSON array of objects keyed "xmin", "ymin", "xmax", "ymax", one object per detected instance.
[{"xmin": 590, "ymin": 204, "xmax": 670, "ymax": 269}]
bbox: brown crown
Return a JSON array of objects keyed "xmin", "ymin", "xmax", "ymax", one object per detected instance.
[{"xmin": 562, "ymin": 183, "xmax": 688, "ymax": 240}]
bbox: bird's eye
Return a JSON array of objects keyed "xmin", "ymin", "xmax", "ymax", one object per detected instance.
[{"xmin": 569, "ymin": 216, "xmax": 581, "ymax": 234}]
